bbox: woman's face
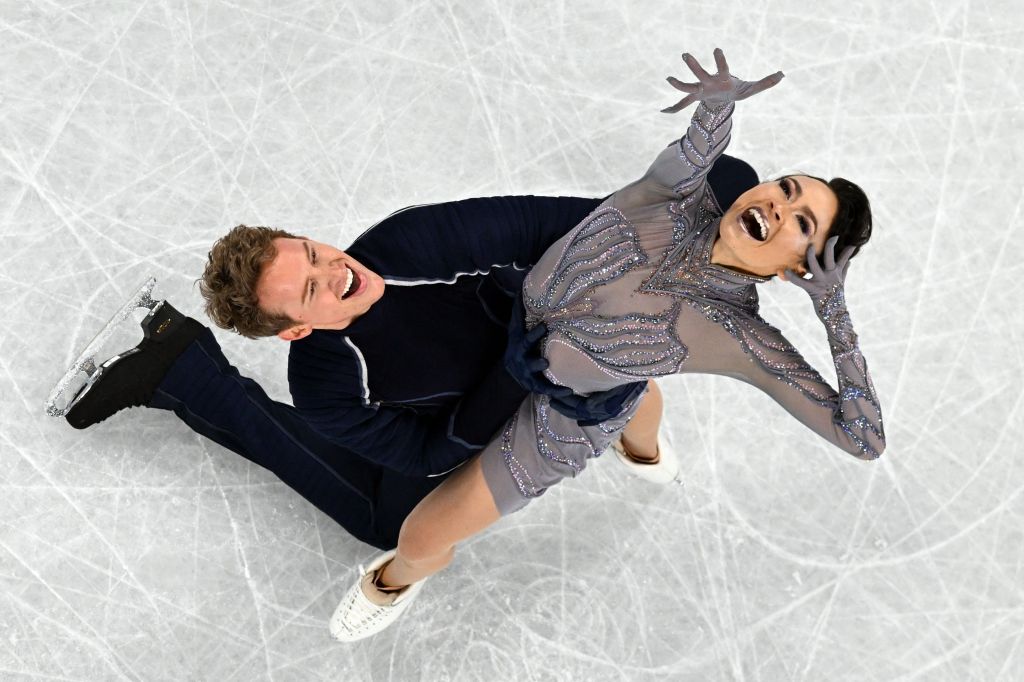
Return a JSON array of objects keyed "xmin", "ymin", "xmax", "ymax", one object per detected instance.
[{"xmin": 715, "ymin": 175, "xmax": 838, "ymax": 279}]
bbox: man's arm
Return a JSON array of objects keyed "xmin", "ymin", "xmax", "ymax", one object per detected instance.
[
  {"xmin": 297, "ymin": 154, "xmax": 759, "ymax": 475},
  {"xmin": 347, "ymin": 195, "xmax": 603, "ymax": 285},
  {"xmin": 348, "ymin": 155, "xmax": 757, "ymax": 295},
  {"xmin": 289, "ymin": 328, "xmax": 530, "ymax": 477}
]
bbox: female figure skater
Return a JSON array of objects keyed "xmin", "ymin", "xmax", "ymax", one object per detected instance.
[{"xmin": 331, "ymin": 48, "xmax": 885, "ymax": 640}]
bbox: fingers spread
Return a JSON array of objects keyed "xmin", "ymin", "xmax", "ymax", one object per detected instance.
[
  {"xmin": 824, "ymin": 236, "xmax": 838, "ymax": 270},
  {"xmin": 837, "ymin": 246, "xmax": 855, "ymax": 271},
  {"xmin": 785, "ymin": 270, "xmax": 813, "ymax": 290},
  {"xmin": 713, "ymin": 47, "xmax": 730, "ymax": 76},
  {"xmin": 837, "ymin": 247, "xmax": 855, "ymax": 280},
  {"xmin": 805, "ymin": 244, "xmax": 824, "ymax": 278},
  {"xmin": 666, "ymin": 76, "xmax": 699, "ymax": 93},
  {"xmin": 682, "ymin": 52, "xmax": 712, "ymax": 81},
  {"xmin": 749, "ymin": 71, "xmax": 785, "ymax": 96},
  {"xmin": 661, "ymin": 93, "xmax": 698, "ymax": 113}
]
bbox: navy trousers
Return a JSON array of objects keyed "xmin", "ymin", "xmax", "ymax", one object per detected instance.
[{"xmin": 149, "ymin": 328, "xmax": 444, "ymax": 550}]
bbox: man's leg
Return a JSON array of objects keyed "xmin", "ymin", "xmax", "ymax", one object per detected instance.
[
  {"xmin": 149, "ymin": 327, "xmax": 389, "ymax": 547},
  {"xmin": 53, "ymin": 291, "xmax": 440, "ymax": 549},
  {"xmin": 154, "ymin": 327, "xmax": 460, "ymax": 550}
]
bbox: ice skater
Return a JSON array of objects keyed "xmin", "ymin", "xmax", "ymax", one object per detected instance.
[
  {"xmin": 325, "ymin": 48, "xmax": 885, "ymax": 640},
  {"xmin": 47, "ymin": 171, "xmax": 758, "ymax": 551}
]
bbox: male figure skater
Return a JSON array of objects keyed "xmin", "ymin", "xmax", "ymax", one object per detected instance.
[{"xmin": 48, "ymin": 157, "xmax": 758, "ymax": 550}]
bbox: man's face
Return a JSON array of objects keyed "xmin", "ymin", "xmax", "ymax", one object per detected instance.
[
  {"xmin": 256, "ymin": 238, "xmax": 385, "ymax": 340},
  {"xmin": 718, "ymin": 175, "xmax": 838, "ymax": 278}
]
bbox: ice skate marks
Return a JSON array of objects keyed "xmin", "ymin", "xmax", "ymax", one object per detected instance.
[{"xmin": 44, "ymin": 277, "xmax": 159, "ymax": 417}]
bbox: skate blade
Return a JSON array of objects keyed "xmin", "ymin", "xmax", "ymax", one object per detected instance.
[{"xmin": 44, "ymin": 277, "xmax": 159, "ymax": 417}]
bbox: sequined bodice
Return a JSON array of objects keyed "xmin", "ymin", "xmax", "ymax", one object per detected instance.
[
  {"xmin": 523, "ymin": 195, "xmax": 763, "ymax": 390},
  {"xmin": 520, "ymin": 99, "xmax": 885, "ymax": 460}
]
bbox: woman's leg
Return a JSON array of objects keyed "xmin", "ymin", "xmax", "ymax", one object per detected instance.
[
  {"xmin": 370, "ymin": 380, "xmax": 648, "ymax": 593},
  {"xmin": 374, "ymin": 453, "xmax": 499, "ymax": 591},
  {"xmin": 619, "ymin": 379, "xmax": 663, "ymax": 462}
]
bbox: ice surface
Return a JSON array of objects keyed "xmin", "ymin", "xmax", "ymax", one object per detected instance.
[{"xmin": 2, "ymin": 1, "xmax": 1022, "ymax": 680}]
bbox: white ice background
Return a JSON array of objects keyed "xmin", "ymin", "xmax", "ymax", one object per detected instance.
[{"xmin": 1, "ymin": 1, "xmax": 1023, "ymax": 680}]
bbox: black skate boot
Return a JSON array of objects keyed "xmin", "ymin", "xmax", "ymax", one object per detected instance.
[{"xmin": 45, "ymin": 278, "xmax": 203, "ymax": 429}]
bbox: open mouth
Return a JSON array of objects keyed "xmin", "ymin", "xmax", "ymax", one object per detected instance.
[
  {"xmin": 339, "ymin": 266, "xmax": 362, "ymax": 300},
  {"xmin": 739, "ymin": 207, "xmax": 769, "ymax": 242}
]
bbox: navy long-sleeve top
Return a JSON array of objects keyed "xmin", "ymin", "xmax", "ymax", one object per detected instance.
[{"xmin": 287, "ymin": 157, "xmax": 758, "ymax": 477}]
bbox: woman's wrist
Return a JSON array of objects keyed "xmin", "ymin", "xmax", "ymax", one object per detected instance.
[{"xmin": 813, "ymin": 285, "xmax": 859, "ymax": 352}]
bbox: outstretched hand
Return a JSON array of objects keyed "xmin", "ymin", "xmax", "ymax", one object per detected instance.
[
  {"xmin": 661, "ymin": 48, "xmax": 784, "ymax": 113},
  {"xmin": 781, "ymin": 236, "xmax": 854, "ymax": 295}
]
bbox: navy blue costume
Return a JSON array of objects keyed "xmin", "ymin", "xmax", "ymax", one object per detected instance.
[{"xmin": 148, "ymin": 156, "xmax": 758, "ymax": 550}]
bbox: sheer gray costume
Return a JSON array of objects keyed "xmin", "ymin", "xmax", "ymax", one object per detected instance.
[{"xmin": 480, "ymin": 100, "xmax": 886, "ymax": 515}]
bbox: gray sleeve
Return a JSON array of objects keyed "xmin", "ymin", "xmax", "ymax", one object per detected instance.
[
  {"xmin": 643, "ymin": 101, "xmax": 735, "ymax": 200},
  {"xmin": 727, "ymin": 290, "xmax": 886, "ymax": 460}
]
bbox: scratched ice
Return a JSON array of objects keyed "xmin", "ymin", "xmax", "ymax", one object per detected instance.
[{"xmin": 1, "ymin": 1, "xmax": 1021, "ymax": 680}]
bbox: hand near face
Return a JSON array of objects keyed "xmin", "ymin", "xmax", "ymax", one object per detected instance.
[
  {"xmin": 661, "ymin": 48, "xmax": 784, "ymax": 113},
  {"xmin": 780, "ymin": 236, "xmax": 854, "ymax": 292}
]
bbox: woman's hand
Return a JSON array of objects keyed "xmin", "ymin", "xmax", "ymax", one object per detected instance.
[
  {"xmin": 783, "ymin": 237, "xmax": 861, "ymax": 351},
  {"xmin": 661, "ymin": 48, "xmax": 784, "ymax": 113},
  {"xmin": 781, "ymin": 236, "xmax": 854, "ymax": 295}
]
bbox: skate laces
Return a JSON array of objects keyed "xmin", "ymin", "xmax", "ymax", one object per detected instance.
[{"xmin": 336, "ymin": 569, "xmax": 402, "ymax": 634}]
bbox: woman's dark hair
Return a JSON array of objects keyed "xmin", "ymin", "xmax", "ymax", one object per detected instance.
[{"xmin": 803, "ymin": 175, "xmax": 873, "ymax": 270}]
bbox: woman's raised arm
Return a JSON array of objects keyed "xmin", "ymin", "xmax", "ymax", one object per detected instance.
[{"xmin": 646, "ymin": 49, "xmax": 783, "ymax": 199}]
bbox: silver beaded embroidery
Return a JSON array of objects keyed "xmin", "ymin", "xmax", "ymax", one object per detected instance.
[
  {"xmin": 525, "ymin": 206, "xmax": 648, "ymax": 314},
  {"xmin": 535, "ymin": 399, "xmax": 591, "ymax": 475},
  {"xmin": 668, "ymin": 186, "xmax": 721, "ymax": 245},
  {"xmin": 501, "ymin": 96, "xmax": 883, "ymax": 499},
  {"xmin": 552, "ymin": 305, "xmax": 688, "ymax": 379},
  {"xmin": 500, "ymin": 411, "xmax": 541, "ymax": 498},
  {"xmin": 524, "ymin": 206, "xmax": 689, "ymax": 380},
  {"xmin": 814, "ymin": 283, "xmax": 859, "ymax": 352},
  {"xmin": 540, "ymin": 200, "xmax": 881, "ymax": 458}
]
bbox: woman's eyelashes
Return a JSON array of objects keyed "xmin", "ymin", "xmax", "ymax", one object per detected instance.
[
  {"xmin": 797, "ymin": 215, "xmax": 810, "ymax": 235},
  {"xmin": 778, "ymin": 178, "xmax": 810, "ymax": 236}
]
